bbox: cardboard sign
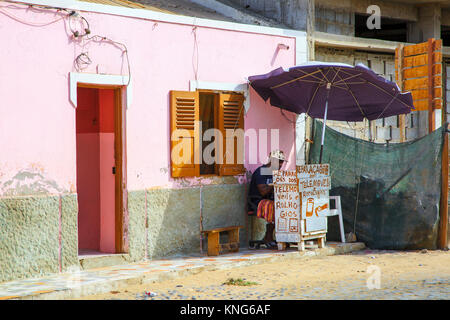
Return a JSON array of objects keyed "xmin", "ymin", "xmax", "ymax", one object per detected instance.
[
  {"xmin": 297, "ymin": 164, "xmax": 330, "ymax": 233},
  {"xmin": 273, "ymin": 170, "xmax": 301, "ymax": 242}
]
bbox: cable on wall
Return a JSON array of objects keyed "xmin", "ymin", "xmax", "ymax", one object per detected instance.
[
  {"xmin": 82, "ymin": 34, "xmax": 132, "ymax": 86},
  {"xmin": 0, "ymin": 2, "xmax": 68, "ymax": 26},
  {"xmin": 0, "ymin": 1, "xmax": 132, "ymax": 86}
]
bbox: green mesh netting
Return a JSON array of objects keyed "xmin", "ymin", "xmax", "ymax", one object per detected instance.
[{"xmin": 310, "ymin": 120, "xmax": 444, "ymax": 249}]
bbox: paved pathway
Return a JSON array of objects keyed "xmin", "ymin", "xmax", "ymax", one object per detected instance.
[
  {"xmin": 0, "ymin": 242, "xmax": 364, "ymax": 300},
  {"xmin": 117, "ymin": 249, "xmax": 448, "ymax": 301},
  {"xmin": 134, "ymin": 278, "xmax": 449, "ymax": 300}
]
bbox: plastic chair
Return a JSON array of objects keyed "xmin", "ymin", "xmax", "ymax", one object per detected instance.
[{"xmin": 324, "ymin": 196, "xmax": 346, "ymax": 243}]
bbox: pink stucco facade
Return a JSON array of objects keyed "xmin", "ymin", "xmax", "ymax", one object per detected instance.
[
  {"xmin": 0, "ymin": 2, "xmax": 304, "ymax": 195},
  {"xmin": 0, "ymin": 1, "xmax": 308, "ymax": 280}
]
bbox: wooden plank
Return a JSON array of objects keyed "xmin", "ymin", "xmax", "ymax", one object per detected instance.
[
  {"xmin": 411, "ymin": 87, "xmax": 442, "ymax": 100},
  {"xmin": 428, "ymin": 38, "xmax": 435, "ymax": 133},
  {"xmin": 77, "ymin": 83, "xmax": 121, "ymax": 89},
  {"xmin": 435, "ymin": 87, "xmax": 443, "ymax": 100},
  {"xmin": 403, "ymin": 42, "xmax": 428, "ymax": 57},
  {"xmin": 228, "ymin": 229, "xmax": 240, "ymax": 252},
  {"xmin": 434, "ymin": 39, "xmax": 443, "ymax": 52},
  {"xmin": 413, "ymin": 98, "xmax": 443, "ymax": 111},
  {"xmin": 433, "ymin": 99, "xmax": 443, "ymax": 109},
  {"xmin": 402, "ymin": 52, "xmax": 442, "ymax": 69},
  {"xmin": 114, "ymin": 88, "xmax": 124, "ymax": 253},
  {"xmin": 318, "ymin": 237, "xmax": 326, "ymax": 248},
  {"xmin": 207, "ymin": 232, "xmax": 220, "ymax": 256},
  {"xmin": 413, "ymin": 99, "xmax": 426, "ymax": 111},
  {"xmin": 397, "ymin": 44, "xmax": 406, "ymax": 142},
  {"xmin": 439, "ymin": 123, "xmax": 449, "ymax": 249},
  {"xmin": 301, "ymin": 233, "xmax": 327, "ymax": 240},
  {"xmin": 403, "ymin": 39, "xmax": 442, "ymax": 57},
  {"xmin": 202, "ymin": 225, "xmax": 243, "ymax": 234},
  {"xmin": 403, "ymin": 76, "xmax": 441, "ymax": 91},
  {"xmin": 403, "ymin": 64, "xmax": 442, "ymax": 79},
  {"xmin": 219, "ymin": 242, "xmax": 239, "ymax": 252}
]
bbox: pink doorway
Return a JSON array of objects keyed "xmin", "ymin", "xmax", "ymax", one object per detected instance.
[{"xmin": 76, "ymin": 86, "xmax": 123, "ymax": 254}]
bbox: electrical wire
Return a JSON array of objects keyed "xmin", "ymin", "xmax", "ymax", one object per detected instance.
[
  {"xmin": 68, "ymin": 11, "xmax": 91, "ymax": 38},
  {"xmin": 0, "ymin": 1, "xmax": 131, "ymax": 86},
  {"xmin": 83, "ymin": 35, "xmax": 132, "ymax": 86},
  {"xmin": 1, "ymin": 0, "xmax": 68, "ymax": 12},
  {"xmin": 192, "ymin": 23, "xmax": 199, "ymax": 82},
  {"xmin": 280, "ymin": 108, "xmax": 297, "ymax": 124},
  {"xmin": 74, "ymin": 52, "xmax": 92, "ymax": 72},
  {"xmin": 0, "ymin": 5, "xmax": 67, "ymax": 27}
]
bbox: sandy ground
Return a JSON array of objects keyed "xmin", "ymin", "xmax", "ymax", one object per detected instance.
[{"xmin": 78, "ymin": 249, "xmax": 450, "ymax": 300}]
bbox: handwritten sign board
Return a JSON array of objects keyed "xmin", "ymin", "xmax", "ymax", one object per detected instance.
[
  {"xmin": 297, "ymin": 164, "xmax": 330, "ymax": 233},
  {"xmin": 273, "ymin": 170, "xmax": 300, "ymax": 242}
]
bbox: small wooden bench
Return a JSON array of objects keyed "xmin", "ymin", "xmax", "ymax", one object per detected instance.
[{"xmin": 201, "ymin": 226, "xmax": 243, "ymax": 256}]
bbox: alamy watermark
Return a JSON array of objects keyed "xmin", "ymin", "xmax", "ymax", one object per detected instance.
[
  {"xmin": 366, "ymin": 5, "xmax": 381, "ymax": 30},
  {"xmin": 171, "ymin": 121, "xmax": 282, "ymax": 171},
  {"xmin": 366, "ymin": 265, "xmax": 381, "ymax": 289}
]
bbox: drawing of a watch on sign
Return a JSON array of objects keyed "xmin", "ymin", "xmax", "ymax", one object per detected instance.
[
  {"xmin": 305, "ymin": 198, "xmax": 328, "ymax": 217},
  {"xmin": 288, "ymin": 218, "xmax": 298, "ymax": 232}
]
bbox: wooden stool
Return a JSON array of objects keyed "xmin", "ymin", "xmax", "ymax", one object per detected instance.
[{"xmin": 201, "ymin": 226, "xmax": 243, "ymax": 256}]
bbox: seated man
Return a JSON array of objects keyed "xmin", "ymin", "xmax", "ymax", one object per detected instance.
[{"xmin": 248, "ymin": 150, "xmax": 286, "ymax": 249}]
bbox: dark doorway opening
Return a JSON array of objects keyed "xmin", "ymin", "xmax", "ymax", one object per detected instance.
[{"xmin": 355, "ymin": 14, "xmax": 408, "ymax": 42}]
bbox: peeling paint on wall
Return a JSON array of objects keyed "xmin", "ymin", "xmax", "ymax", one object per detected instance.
[{"xmin": 0, "ymin": 167, "xmax": 66, "ymax": 197}]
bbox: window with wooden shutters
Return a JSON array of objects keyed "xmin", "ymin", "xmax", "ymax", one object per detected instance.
[
  {"xmin": 170, "ymin": 91, "xmax": 200, "ymax": 177},
  {"xmin": 218, "ymin": 93, "xmax": 245, "ymax": 176},
  {"xmin": 170, "ymin": 90, "xmax": 245, "ymax": 178}
]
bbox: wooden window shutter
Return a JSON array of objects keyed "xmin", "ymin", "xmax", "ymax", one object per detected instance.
[
  {"xmin": 170, "ymin": 90, "xmax": 200, "ymax": 177},
  {"xmin": 218, "ymin": 93, "xmax": 245, "ymax": 176}
]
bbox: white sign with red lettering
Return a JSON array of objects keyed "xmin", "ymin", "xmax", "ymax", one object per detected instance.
[
  {"xmin": 297, "ymin": 164, "xmax": 330, "ymax": 233},
  {"xmin": 273, "ymin": 170, "xmax": 300, "ymax": 242}
]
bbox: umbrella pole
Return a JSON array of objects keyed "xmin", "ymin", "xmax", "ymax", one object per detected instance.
[{"xmin": 319, "ymin": 90, "xmax": 330, "ymax": 164}]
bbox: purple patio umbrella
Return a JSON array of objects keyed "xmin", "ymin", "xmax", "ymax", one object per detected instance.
[{"xmin": 248, "ymin": 62, "xmax": 414, "ymax": 163}]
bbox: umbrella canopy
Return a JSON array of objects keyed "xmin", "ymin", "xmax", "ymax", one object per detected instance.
[{"xmin": 248, "ymin": 61, "xmax": 414, "ymax": 121}]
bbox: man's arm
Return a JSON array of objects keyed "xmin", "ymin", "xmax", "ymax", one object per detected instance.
[{"xmin": 257, "ymin": 184, "xmax": 273, "ymax": 197}]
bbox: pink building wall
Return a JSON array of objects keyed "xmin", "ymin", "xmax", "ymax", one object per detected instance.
[{"xmin": 0, "ymin": 2, "xmax": 300, "ymax": 196}]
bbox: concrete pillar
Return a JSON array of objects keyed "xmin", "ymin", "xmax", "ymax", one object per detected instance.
[
  {"xmin": 283, "ymin": 0, "xmax": 309, "ymax": 31},
  {"xmin": 408, "ymin": 4, "xmax": 441, "ymax": 43}
]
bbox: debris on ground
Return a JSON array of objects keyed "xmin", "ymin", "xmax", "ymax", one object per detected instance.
[
  {"xmin": 143, "ymin": 291, "xmax": 158, "ymax": 297},
  {"xmin": 223, "ymin": 278, "xmax": 259, "ymax": 286}
]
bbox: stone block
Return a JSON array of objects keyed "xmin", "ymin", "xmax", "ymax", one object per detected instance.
[
  {"xmin": 127, "ymin": 190, "xmax": 147, "ymax": 261},
  {"xmin": 0, "ymin": 195, "xmax": 60, "ymax": 282},
  {"xmin": 60, "ymin": 193, "xmax": 79, "ymax": 271}
]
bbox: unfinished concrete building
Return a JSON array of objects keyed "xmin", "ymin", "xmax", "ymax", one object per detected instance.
[{"xmin": 214, "ymin": 0, "xmax": 450, "ymax": 143}]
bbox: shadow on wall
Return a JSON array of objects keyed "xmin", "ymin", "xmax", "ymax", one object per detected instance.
[{"xmin": 141, "ymin": 182, "xmax": 248, "ymax": 259}]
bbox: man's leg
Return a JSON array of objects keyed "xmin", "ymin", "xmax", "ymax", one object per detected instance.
[{"xmin": 263, "ymin": 223, "xmax": 275, "ymax": 243}]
